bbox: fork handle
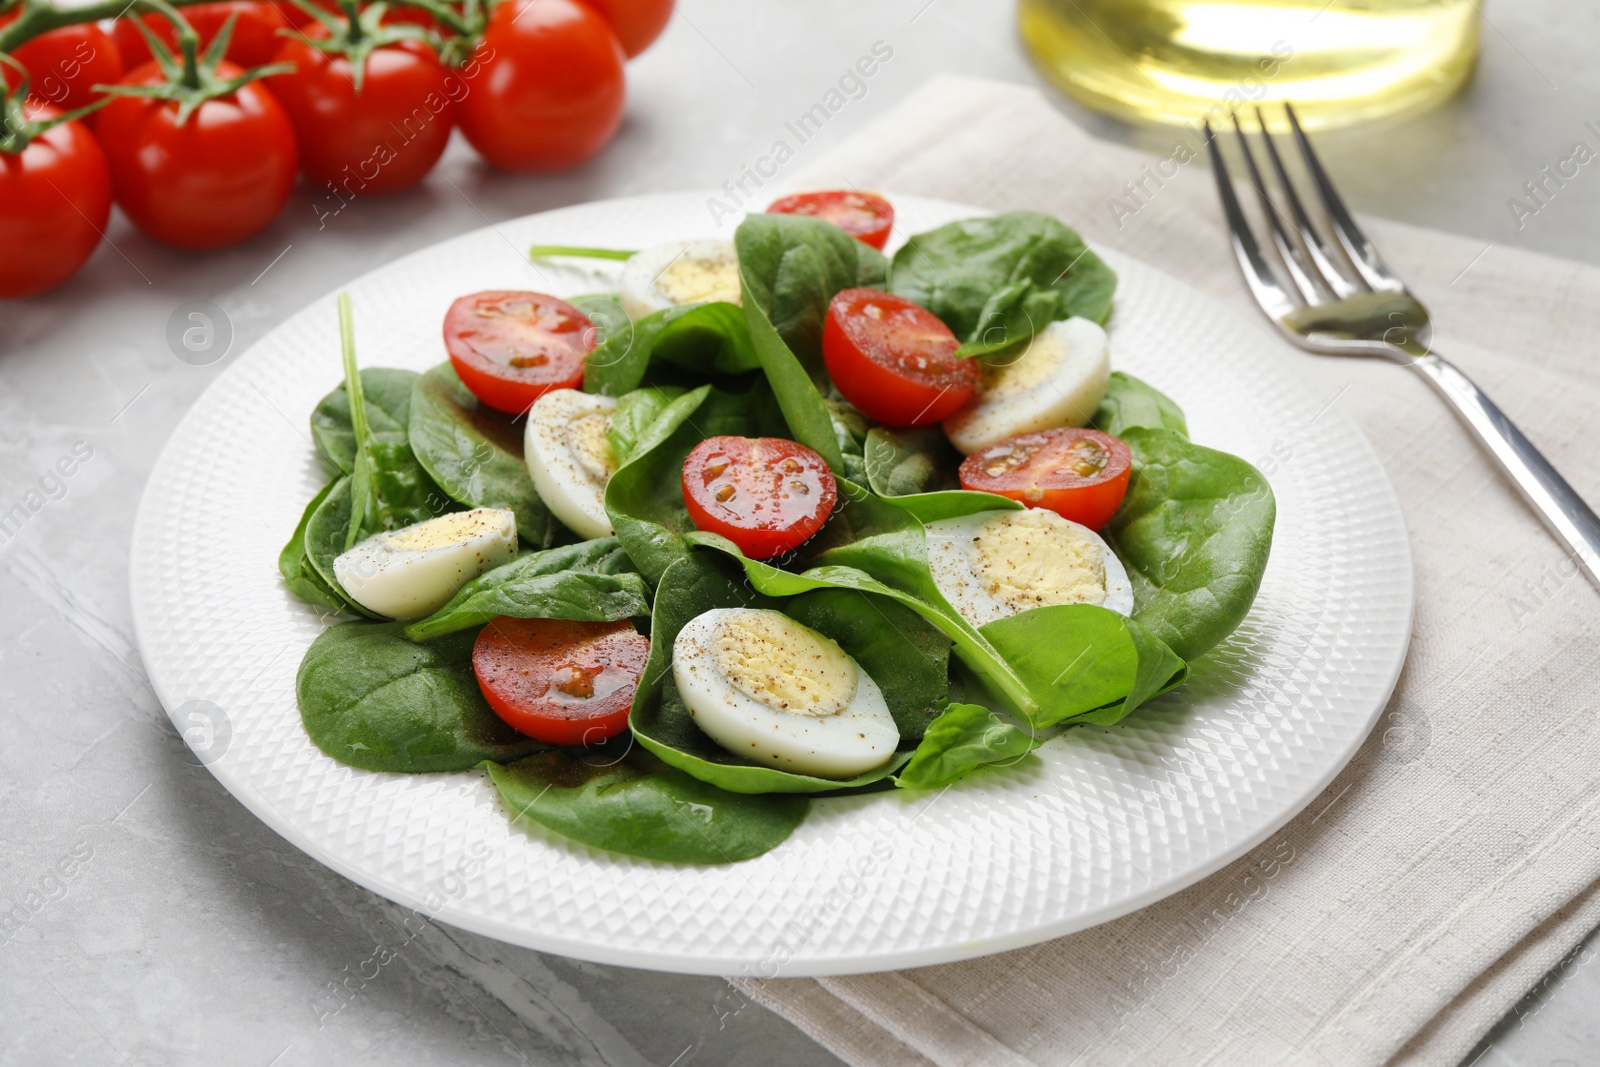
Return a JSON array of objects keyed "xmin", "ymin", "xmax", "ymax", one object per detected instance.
[{"xmin": 1413, "ymin": 353, "xmax": 1600, "ymax": 593}]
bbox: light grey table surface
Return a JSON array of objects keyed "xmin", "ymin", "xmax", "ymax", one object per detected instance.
[{"xmin": 3, "ymin": 2, "xmax": 1597, "ymax": 1064}]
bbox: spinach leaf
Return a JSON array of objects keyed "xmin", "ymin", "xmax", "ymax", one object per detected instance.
[
  {"xmin": 484, "ymin": 747, "xmax": 807, "ymax": 864},
  {"xmin": 403, "ymin": 538, "xmax": 650, "ymax": 642},
  {"xmin": 861, "ymin": 426, "xmax": 1023, "ymax": 523},
  {"xmin": 896, "ymin": 703, "xmax": 1040, "ymax": 790},
  {"xmin": 301, "ymin": 477, "xmax": 381, "ymax": 617},
  {"xmin": 739, "ymin": 279, "xmax": 845, "ymax": 473},
  {"xmin": 805, "ymin": 482, "xmax": 1041, "ymax": 720},
  {"xmin": 630, "ymin": 551, "xmax": 916, "ymax": 795},
  {"xmin": 1104, "ymin": 427, "xmax": 1276, "ymax": 661},
  {"xmin": 408, "ymin": 362, "xmax": 561, "ymax": 548},
  {"xmin": 889, "ymin": 212, "xmax": 1116, "ymax": 354},
  {"xmin": 297, "ymin": 621, "xmax": 549, "ymax": 772},
  {"xmin": 826, "ymin": 398, "xmax": 871, "ymax": 484},
  {"xmin": 607, "ymin": 386, "xmax": 686, "ymax": 466},
  {"xmin": 309, "ymin": 367, "xmax": 419, "ymax": 474},
  {"xmin": 603, "ymin": 383, "xmax": 785, "ymax": 585},
  {"xmin": 1093, "ymin": 371, "xmax": 1189, "ymax": 438},
  {"xmin": 583, "ymin": 301, "xmax": 759, "ymax": 398},
  {"xmin": 735, "ymin": 212, "xmax": 884, "ymax": 373},
  {"xmin": 571, "ymin": 292, "xmax": 634, "ymax": 394},
  {"xmin": 279, "ymin": 480, "xmax": 348, "ymax": 611},
  {"xmin": 978, "ymin": 604, "xmax": 1186, "ymax": 728},
  {"xmin": 336, "ymin": 296, "xmax": 445, "ymax": 550}
]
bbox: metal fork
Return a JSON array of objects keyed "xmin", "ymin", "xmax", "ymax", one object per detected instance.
[{"xmin": 1207, "ymin": 104, "xmax": 1600, "ymax": 593}]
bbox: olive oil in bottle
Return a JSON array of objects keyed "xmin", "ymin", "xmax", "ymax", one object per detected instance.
[{"xmin": 1018, "ymin": 0, "xmax": 1479, "ymax": 130}]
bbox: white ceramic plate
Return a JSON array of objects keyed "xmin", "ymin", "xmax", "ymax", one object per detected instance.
[{"xmin": 129, "ymin": 192, "xmax": 1412, "ymax": 977}]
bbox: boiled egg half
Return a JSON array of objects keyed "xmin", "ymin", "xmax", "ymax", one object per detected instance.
[
  {"xmin": 333, "ymin": 507, "xmax": 517, "ymax": 620},
  {"xmin": 673, "ymin": 608, "xmax": 899, "ymax": 779},
  {"xmin": 524, "ymin": 389, "xmax": 618, "ymax": 540},
  {"xmin": 620, "ymin": 239, "xmax": 743, "ymax": 320},
  {"xmin": 926, "ymin": 507, "xmax": 1134, "ymax": 627},
  {"xmin": 943, "ymin": 317, "xmax": 1111, "ymax": 455}
]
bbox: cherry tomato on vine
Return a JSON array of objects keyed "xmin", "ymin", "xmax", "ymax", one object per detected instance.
[
  {"xmin": 443, "ymin": 291, "xmax": 596, "ymax": 414},
  {"xmin": 268, "ymin": 25, "xmax": 456, "ymax": 195},
  {"xmin": 0, "ymin": 16, "xmax": 123, "ymax": 110},
  {"xmin": 457, "ymin": 0, "xmax": 625, "ymax": 174},
  {"xmin": 957, "ymin": 428, "xmax": 1133, "ymax": 530},
  {"xmin": 95, "ymin": 60, "xmax": 298, "ymax": 251},
  {"xmin": 473, "ymin": 617, "xmax": 649, "ymax": 745},
  {"xmin": 580, "ymin": 0, "xmax": 673, "ymax": 57},
  {"xmin": 0, "ymin": 104, "xmax": 111, "ymax": 298},
  {"xmin": 768, "ymin": 191, "xmax": 894, "ymax": 250},
  {"xmin": 822, "ymin": 288, "xmax": 977, "ymax": 427},
  {"xmin": 682, "ymin": 436, "xmax": 838, "ymax": 560},
  {"xmin": 112, "ymin": 2, "xmax": 291, "ymax": 70}
]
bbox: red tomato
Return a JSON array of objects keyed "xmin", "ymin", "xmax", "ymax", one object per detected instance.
[
  {"xmin": 95, "ymin": 61, "xmax": 298, "ymax": 251},
  {"xmin": 457, "ymin": 0, "xmax": 625, "ymax": 173},
  {"xmin": 0, "ymin": 18, "xmax": 123, "ymax": 110},
  {"xmin": 443, "ymin": 291, "xmax": 595, "ymax": 414},
  {"xmin": 822, "ymin": 289, "xmax": 977, "ymax": 427},
  {"xmin": 268, "ymin": 26, "xmax": 455, "ymax": 195},
  {"xmin": 112, "ymin": 2, "xmax": 290, "ymax": 70},
  {"xmin": 682, "ymin": 436, "xmax": 838, "ymax": 560},
  {"xmin": 579, "ymin": 0, "xmax": 672, "ymax": 57},
  {"xmin": 0, "ymin": 105, "xmax": 111, "ymax": 298},
  {"xmin": 473, "ymin": 617, "xmax": 649, "ymax": 745},
  {"xmin": 767, "ymin": 191, "xmax": 894, "ymax": 250},
  {"xmin": 958, "ymin": 428, "xmax": 1133, "ymax": 530}
]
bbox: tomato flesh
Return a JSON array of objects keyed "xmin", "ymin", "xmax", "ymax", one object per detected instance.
[
  {"xmin": 822, "ymin": 289, "xmax": 977, "ymax": 427},
  {"xmin": 443, "ymin": 291, "xmax": 596, "ymax": 414},
  {"xmin": 958, "ymin": 428, "xmax": 1133, "ymax": 530},
  {"xmin": 473, "ymin": 618, "xmax": 648, "ymax": 746},
  {"xmin": 682, "ymin": 436, "xmax": 837, "ymax": 560},
  {"xmin": 767, "ymin": 191, "xmax": 894, "ymax": 250},
  {"xmin": 457, "ymin": 0, "xmax": 626, "ymax": 174}
]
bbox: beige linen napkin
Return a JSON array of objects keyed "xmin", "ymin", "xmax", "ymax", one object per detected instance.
[{"xmin": 732, "ymin": 75, "xmax": 1600, "ymax": 1067}]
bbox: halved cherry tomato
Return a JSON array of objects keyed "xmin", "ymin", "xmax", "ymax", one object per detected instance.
[
  {"xmin": 767, "ymin": 191, "xmax": 894, "ymax": 250},
  {"xmin": 1, "ymin": 104, "xmax": 112, "ymax": 299},
  {"xmin": 822, "ymin": 288, "xmax": 977, "ymax": 427},
  {"xmin": 0, "ymin": 16, "xmax": 123, "ymax": 110},
  {"xmin": 682, "ymin": 436, "xmax": 838, "ymax": 560},
  {"xmin": 112, "ymin": 2, "xmax": 290, "ymax": 70},
  {"xmin": 473, "ymin": 617, "xmax": 649, "ymax": 746},
  {"xmin": 958, "ymin": 428, "xmax": 1132, "ymax": 530},
  {"xmin": 580, "ymin": 0, "xmax": 673, "ymax": 57},
  {"xmin": 443, "ymin": 291, "xmax": 596, "ymax": 414},
  {"xmin": 268, "ymin": 25, "xmax": 456, "ymax": 195},
  {"xmin": 457, "ymin": 0, "xmax": 625, "ymax": 173}
]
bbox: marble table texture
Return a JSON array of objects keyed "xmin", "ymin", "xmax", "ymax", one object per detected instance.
[{"xmin": 4, "ymin": 1, "xmax": 1599, "ymax": 1064}]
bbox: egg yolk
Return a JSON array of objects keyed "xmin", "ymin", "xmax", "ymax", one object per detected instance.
[
  {"xmin": 972, "ymin": 509, "xmax": 1107, "ymax": 612},
  {"xmin": 712, "ymin": 610, "xmax": 856, "ymax": 717}
]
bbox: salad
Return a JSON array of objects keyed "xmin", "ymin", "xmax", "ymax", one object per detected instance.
[{"xmin": 281, "ymin": 190, "xmax": 1276, "ymax": 866}]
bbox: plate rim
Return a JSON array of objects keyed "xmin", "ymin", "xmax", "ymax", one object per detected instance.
[{"xmin": 129, "ymin": 190, "xmax": 1414, "ymax": 976}]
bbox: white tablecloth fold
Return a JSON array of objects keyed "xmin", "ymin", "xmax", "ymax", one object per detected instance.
[{"xmin": 732, "ymin": 75, "xmax": 1600, "ymax": 1067}]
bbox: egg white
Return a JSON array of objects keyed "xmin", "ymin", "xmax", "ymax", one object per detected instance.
[
  {"xmin": 673, "ymin": 608, "xmax": 899, "ymax": 779},
  {"xmin": 333, "ymin": 507, "xmax": 517, "ymax": 620},
  {"xmin": 524, "ymin": 389, "xmax": 618, "ymax": 540},
  {"xmin": 925, "ymin": 508, "xmax": 1134, "ymax": 627},
  {"xmin": 620, "ymin": 239, "xmax": 742, "ymax": 320},
  {"xmin": 943, "ymin": 317, "xmax": 1111, "ymax": 455}
]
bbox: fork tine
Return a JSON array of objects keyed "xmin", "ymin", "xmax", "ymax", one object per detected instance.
[
  {"xmin": 1284, "ymin": 103, "xmax": 1405, "ymax": 293},
  {"xmin": 1229, "ymin": 111, "xmax": 1321, "ymax": 303},
  {"xmin": 1204, "ymin": 120, "xmax": 1302, "ymax": 322},
  {"xmin": 1254, "ymin": 106, "xmax": 1361, "ymax": 300}
]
